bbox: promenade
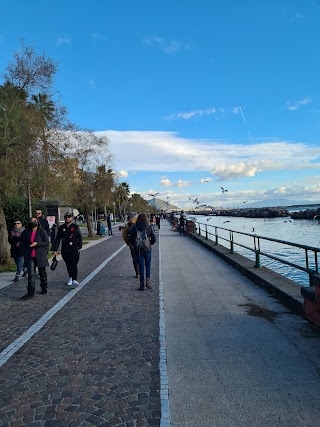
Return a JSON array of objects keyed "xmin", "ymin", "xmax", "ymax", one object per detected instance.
[{"xmin": 1, "ymin": 221, "xmax": 320, "ymax": 426}]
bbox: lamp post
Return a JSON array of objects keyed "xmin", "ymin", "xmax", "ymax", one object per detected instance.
[
  {"xmin": 130, "ymin": 203, "xmax": 132, "ymax": 213},
  {"xmin": 113, "ymin": 202, "xmax": 116, "ymax": 225}
]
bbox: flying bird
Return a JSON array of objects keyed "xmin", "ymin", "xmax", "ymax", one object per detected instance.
[
  {"xmin": 243, "ymin": 201, "xmax": 248, "ymax": 203},
  {"xmin": 221, "ymin": 187, "xmax": 228, "ymax": 193},
  {"xmin": 189, "ymin": 197, "xmax": 199, "ymax": 204},
  {"xmin": 148, "ymin": 193, "xmax": 159, "ymax": 198},
  {"xmin": 223, "ymin": 221, "xmax": 230, "ymax": 224}
]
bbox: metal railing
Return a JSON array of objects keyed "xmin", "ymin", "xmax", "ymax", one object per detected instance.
[{"xmin": 195, "ymin": 221, "xmax": 319, "ymax": 287}]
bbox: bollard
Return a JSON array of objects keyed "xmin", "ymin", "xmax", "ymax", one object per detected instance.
[
  {"xmin": 254, "ymin": 251, "xmax": 261, "ymax": 268},
  {"xmin": 215, "ymin": 227, "xmax": 218, "ymax": 245},
  {"xmin": 205, "ymin": 224, "xmax": 208, "ymax": 240}
]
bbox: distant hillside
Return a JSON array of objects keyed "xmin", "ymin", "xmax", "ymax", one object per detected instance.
[{"xmin": 148, "ymin": 197, "xmax": 179, "ymax": 211}]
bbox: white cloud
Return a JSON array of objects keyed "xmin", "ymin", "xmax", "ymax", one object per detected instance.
[
  {"xmin": 144, "ymin": 36, "xmax": 190, "ymax": 54},
  {"xmin": 160, "ymin": 179, "xmax": 173, "ymax": 187},
  {"xmin": 117, "ymin": 170, "xmax": 128, "ymax": 178},
  {"xmin": 95, "ymin": 130, "xmax": 320, "ymax": 181},
  {"xmin": 56, "ymin": 34, "xmax": 71, "ymax": 46},
  {"xmin": 286, "ymin": 97, "xmax": 311, "ymax": 111},
  {"xmin": 177, "ymin": 180, "xmax": 191, "ymax": 188},
  {"xmin": 92, "ymin": 32, "xmax": 106, "ymax": 40},
  {"xmin": 166, "ymin": 107, "xmax": 217, "ymax": 120}
]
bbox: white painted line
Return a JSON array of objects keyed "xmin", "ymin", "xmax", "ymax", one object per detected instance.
[
  {"xmin": 0, "ymin": 244, "xmax": 126, "ymax": 367},
  {"xmin": 159, "ymin": 230, "xmax": 171, "ymax": 427}
]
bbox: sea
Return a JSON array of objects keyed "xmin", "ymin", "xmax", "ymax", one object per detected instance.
[{"xmin": 191, "ymin": 205, "xmax": 320, "ymax": 287}]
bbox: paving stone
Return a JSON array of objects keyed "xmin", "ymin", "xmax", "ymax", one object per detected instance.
[{"xmin": 0, "ymin": 234, "xmax": 161, "ymax": 426}]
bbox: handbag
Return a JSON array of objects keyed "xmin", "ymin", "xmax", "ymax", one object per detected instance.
[{"xmin": 50, "ymin": 255, "xmax": 58, "ymax": 271}]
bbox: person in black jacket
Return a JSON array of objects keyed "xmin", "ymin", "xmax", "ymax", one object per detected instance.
[
  {"xmin": 8, "ymin": 220, "xmax": 26, "ymax": 282},
  {"xmin": 21, "ymin": 217, "xmax": 49, "ymax": 299},
  {"xmin": 129, "ymin": 213, "xmax": 156, "ymax": 291},
  {"xmin": 34, "ymin": 208, "xmax": 50, "ymax": 235},
  {"xmin": 53, "ymin": 212, "xmax": 82, "ymax": 286}
]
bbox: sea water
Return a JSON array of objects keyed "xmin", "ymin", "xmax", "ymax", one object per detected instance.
[{"xmin": 192, "ymin": 213, "xmax": 320, "ymax": 287}]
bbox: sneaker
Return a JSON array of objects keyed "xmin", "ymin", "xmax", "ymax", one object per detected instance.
[
  {"xmin": 21, "ymin": 293, "xmax": 34, "ymax": 300},
  {"xmin": 72, "ymin": 280, "xmax": 79, "ymax": 286},
  {"xmin": 22, "ymin": 269, "xmax": 28, "ymax": 277},
  {"xmin": 13, "ymin": 276, "xmax": 19, "ymax": 282},
  {"xmin": 138, "ymin": 283, "xmax": 144, "ymax": 291},
  {"xmin": 146, "ymin": 278, "xmax": 152, "ymax": 289},
  {"xmin": 66, "ymin": 278, "xmax": 73, "ymax": 286}
]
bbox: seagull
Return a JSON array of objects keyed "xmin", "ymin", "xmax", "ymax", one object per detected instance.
[
  {"xmin": 252, "ymin": 228, "xmax": 255, "ymax": 232},
  {"xmin": 221, "ymin": 187, "xmax": 228, "ymax": 193},
  {"xmin": 148, "ymin": 193, "xmax": 159, "ymax": 198},
  {"xmin": 189, "ymin": 197, "xmax": 199, "ymax": 204},
  {"xmin": 313, "ymin": 215, "xmax": 320, "ymax": 220},
  {"xmin": 223, "ymin": 221, "xmax": 230, "ymax": 223},
  {"xmin": 243, "ymin": 201, "xmax": 248, "ymax": 203}
]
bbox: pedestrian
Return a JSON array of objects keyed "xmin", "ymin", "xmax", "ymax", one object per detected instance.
[
  {"xmin": 20, "ymin": 217, "xmax": 49, "ymax": 299},
  {"xmin": 122, "ymin": 212, "xmax": 139, "ymax": 278},
  {"xmin": 8, "ymin": 219, "xmax": 26, "ymax": 282},
  {"xmin": 34, "ymin": 208, "xmax": 50, "ymax": 235},
  {"xmin": 53, "ymin": 212, "xmax": 82, "ymax": 286},
  {"xmin": 107, "ymin": 214, "xmax": 113, "ymax": 236},
  {"xmin": 155, "ymin": 215, "xmax": 161, "ymax": 230},
  {"xmin": 50, "ymin": 221, "xmax": 59, "ymax": 252},
  {"xmin": 129, "ymin": 213, "xmax": 156, "ymax": 291},
  {"xmin": 179, "ymin": 211, "xmax": 186, "ymax": 235}
]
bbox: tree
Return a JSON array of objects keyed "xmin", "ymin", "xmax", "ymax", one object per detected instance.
[
  {"xmin": 114, "ymin": 182, "xmax": 130, "ymax": 219},
  {"xmin": 0, "ymin": 41, "xmax": 57, "ymax": 264}
]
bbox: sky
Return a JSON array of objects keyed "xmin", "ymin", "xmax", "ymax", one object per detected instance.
[{"xmin": 1, "ymin": 0, "xmax": 320, "ymax": 208}]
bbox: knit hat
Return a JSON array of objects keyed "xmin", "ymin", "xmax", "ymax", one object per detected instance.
[{"xmin": 129, "ymin": 212, "xmax": 138, "ymax": 224}]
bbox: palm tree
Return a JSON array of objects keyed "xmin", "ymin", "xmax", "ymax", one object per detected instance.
[{"xmin": 114, "ymin": 182, "xmax": 130, "ymax": 220}]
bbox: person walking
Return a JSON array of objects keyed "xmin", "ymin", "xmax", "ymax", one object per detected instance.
[
  {"xmin": 34, "ymin": 208, "xmax": 50, "ymax": 235},
  {"xmin": 155, "ymin": 215, "xmax": 161, "ymax": 230},
  {"xmin": 107, "ymin": 214, "xmax": 113, "ymax": 236},
  {"xmin": 20, "ymin": 217, "xmax": 49, "ymax": 299},
  {"xmin": 8, "ymin": 220, "xmax": 26, "ymax": 282},
  {"xmin": 179, "ymin": 211, "xmax": 186, "ymax": 235},
  {"xmin": 129, "ymin": 213, "xmax": 156, "ymax": 291},
  {"xmin": 53, "ymin": 212, "xmax": 82, "ymax": 286},
  {"xmin": 122, "ymin": 212, "xmax": 139, "ymax": 278}
]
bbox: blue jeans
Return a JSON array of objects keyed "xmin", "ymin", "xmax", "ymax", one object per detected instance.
[
  {"xmin": 14, "ymin": 256, "xmax": 24, "ymax": 276},
  {"xmin": 137, "ymin": 251, "xmax": 151, "ymax": 282}
]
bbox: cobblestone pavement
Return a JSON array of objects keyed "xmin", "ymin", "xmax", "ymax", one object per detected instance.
[{"xmin": 0, "ymin": 230, "xmax": 161, "ymax": 426}]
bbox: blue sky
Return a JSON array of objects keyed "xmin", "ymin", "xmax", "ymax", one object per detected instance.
[{"xmin": 1, "ymin": 0, "xmax": 320, "ymax": 208}]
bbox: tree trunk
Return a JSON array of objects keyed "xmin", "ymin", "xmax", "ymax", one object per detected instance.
[
  {"xmin": 0, "ymin": 205, "xmax": 10, "ymax": 265},
  {"xmin": 85, "ymin": 207, "xmax": 94, "ymax": 238}
]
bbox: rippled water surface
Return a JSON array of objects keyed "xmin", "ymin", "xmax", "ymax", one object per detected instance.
[{"xmin": 192, "ymin": 214, "xmax": 320, "ymax": 287}]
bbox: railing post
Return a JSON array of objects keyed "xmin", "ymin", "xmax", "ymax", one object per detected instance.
[
  {"xmin": 254, "ymin": 236, "xmax": 260, "ymax": 268},
  {"xmin": 215, "ymin": 227, "xmax": 218, "ymax": 245},
  {"xmin": 254, "ymin": 251, "xmax": 261, "ymax": 268},
  {"xmin": 230, "ymin": 231, "xmax": 234, "ymax": 254},
  {"xmin": 205, "ymin": 224, "xmax": 208, "ymax": 240},
  {"xmin": 198, "ymin": 223, "xmax": 201, "ymax": 236}
]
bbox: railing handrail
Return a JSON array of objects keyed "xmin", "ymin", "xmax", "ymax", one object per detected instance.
[
  {"xmin": 195, "ymin": 221, "xmax": 319, "ymax": 286},
  {"xmin": 198, "ymin": 223, "xmax": 320, "ymax": 252}
]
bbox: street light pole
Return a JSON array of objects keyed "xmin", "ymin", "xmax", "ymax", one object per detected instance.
[
  {"xmin": 113, "ymin": 202, "xmax": 116, "ymax": 225},
  {"xmin": 130, "ymin": 203, "xmax": 132, "ymax": 213}
]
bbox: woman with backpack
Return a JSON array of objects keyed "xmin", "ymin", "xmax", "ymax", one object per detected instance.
[{"xmin": 129, "ymin": 213, "xmax": 156, "ymax": 291}]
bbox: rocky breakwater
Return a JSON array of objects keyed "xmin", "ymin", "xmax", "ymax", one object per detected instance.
[
  {"xmin": 219, "ymin": 207, "xmax": 290, "ymax": 218},
  {"xmin": 291, "ymin": 207, "xmax": 320, "ymax": 220}
]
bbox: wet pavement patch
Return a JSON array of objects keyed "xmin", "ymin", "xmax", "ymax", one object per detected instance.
[{"xmin": 239, "ymin": 303, "xmax": 280, "ymax": 323}]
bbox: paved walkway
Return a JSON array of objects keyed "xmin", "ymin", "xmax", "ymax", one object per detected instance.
[
  {"xmin": 1, "ymin": 221, "xmax": 320, "ymax": 426},
  {"xmin": 160, "ymin": 222, "xmax": 320, "ymax": 427}
]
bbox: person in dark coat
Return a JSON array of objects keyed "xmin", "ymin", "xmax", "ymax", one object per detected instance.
[
  {"xmin": 21, "ymin": 217, "xmax": 49, "ymax": 299},
  {"xmin": 34, "ymin": 208, "xmax": 50, "ymax": 235},
  {"xmin": 8, "ymin": 220, "xmax": 26, "ymax": 282},
  {"xmin": 129, "ymin": 213, "xmax": 156, "ymax": 291},
  {"xmin": 179, "ymin": 211, "xmax": 186, "ymax": 235},
  {"xmin": 53, "ymin": 212, "xmax": 82, "ymax": 286},
  {"xmin": 122, "ymin": 212, "xmax": 139, "ymax": 278},
  {"xmin": 107, "ymin": 214, "xmax": 113, "ymax": 236}
]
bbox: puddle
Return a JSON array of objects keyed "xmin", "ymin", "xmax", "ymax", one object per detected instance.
[{"xmin": 239, "ymin": 303, "xmax": 279, "ymax": 323}]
